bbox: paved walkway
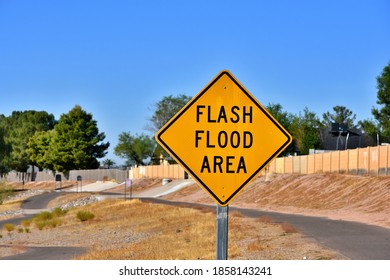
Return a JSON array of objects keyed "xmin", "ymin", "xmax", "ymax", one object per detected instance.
[
  {"xmin": 134, "ymin": 179, "xmax": 194, "ymax": 198},
  {"xmin": 65, "ymin": 181, "xmax": 120, "ymax": 192},
  {"xmin": 0, "ymin": 192, "xmax": 85, "ymax": 260}
]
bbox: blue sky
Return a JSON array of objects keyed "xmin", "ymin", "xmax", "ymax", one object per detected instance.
[{"xmin": 1, "ymin": 0, "xmax": 389, "ymax": 165}]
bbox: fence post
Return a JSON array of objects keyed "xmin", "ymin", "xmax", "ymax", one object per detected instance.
[
  {"xmin": 377, "ymin": 146, "xmax": 380, "ymax": 176},
  {"xmin": 387, "ymin": 145, "xmax": 389, "ymax": 176},
  {"xmin": 313, "ymin": 153, "xmax": 316, "ymax": 174},
  {"xmin": 368, "ymin": 146, "xmax": 371, "ymax": 176},
  {"xmin": 357, "ymin": 148, "xmax": 359, "ymax": 175}
]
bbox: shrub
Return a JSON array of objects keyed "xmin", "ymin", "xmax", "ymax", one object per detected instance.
[
  {"xmin": 34, "ymin": 211, "xmax": 53, "ymax": 221},
  {"xmin": 21, "ymin": 219, "xmax": 31, "ymax": 227},
  {"xmin": 35, "ymin": 220, "xmax": 46, "ymax": 231},
  {"xmin": 76, "ymin": 211, "xmax": 95, "ymax": 222},
  {"xmin": 281, "ymin": 223, "xmax": 298, "ymax": 234},
  {"xmin": 247, "ymin": 238, "xmax": 267, "ymax": 252},
  {"xmin": 52, "ymin": 207, "xmax": 68, "ymax": 217},
  {"xmin": 3, "ymin": 223, "xmax": 15, "ymax": 232},
  {"xmin": 256, "ymin": 215, "xmax": 273, "ymax": 224},
  {"xmin": 47, "ymin": 218, "xmax": 61, "ymax": 228},
  {"xmin": 32, "ymin": 208, "xmax": 67, "ymax": 230},
  {"xmin": 0, "ymin": 185, "xmax": 14, "ymax": 205}
]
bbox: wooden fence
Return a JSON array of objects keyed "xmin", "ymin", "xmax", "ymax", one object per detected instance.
[
  {"xmin": 6, "ymin": 146, "xmax": 385, "ymax": 182},
  {"xmin": 4, "ymin": 169, "xmax": 128, "ymax": 183},
  {"xmin": 129, "ymin": 145, "xmax": 390, "ymax": 179},
  {"xmin": 268, "ymin": 145, "xmax": 390, "ymax": 176},
  {"xmin": 129, "ymin": 164, "xmax": 186, "ymax": 179}
]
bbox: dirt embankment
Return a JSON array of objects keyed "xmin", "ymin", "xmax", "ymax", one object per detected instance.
[
  {"xmin": 163, "ymin": 173, "xmax": 390, "ymax": 228},
  {"xmin": 1, "ymin": 174, "xmax": 388, "ymax": 260},
  {"xmin": 4, "ymin": 173, "xmax": 390, "ymax": 228}
]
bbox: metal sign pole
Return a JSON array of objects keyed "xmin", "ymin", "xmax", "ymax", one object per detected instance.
[
  {"xmin": 77, "ymin": 176, "xmax": 82, "ymax": 193},
  {"xmin": 130, "ymin": 180, "xmax": 132, "ymax": 200},
  {"xmin": 124, "ymin": 180, "xmax": 127, "ymax": 200},
  {"xmin": 216, "ymin": 204, "xmax": 229, "ymax": 260},
  {"xmin": 125, "ymin": 179, "xmax": 132, "ymax": 200},
  {"xmin": 55, "ymin": 174, "xmax": 61, "ymax": 191}
]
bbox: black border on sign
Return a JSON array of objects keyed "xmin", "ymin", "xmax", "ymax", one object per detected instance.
[{"xmin": 156, "ymin": 70, "xmax": 292, "ymax": 206}]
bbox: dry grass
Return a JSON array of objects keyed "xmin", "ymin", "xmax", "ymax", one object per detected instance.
[
  {"xmin": 0, "ymin": 199, "xmax": 23, "ymax": 221},
  {"xmin": 67, "ymin": 199, "xmax": 341, "ymax": 260},
  {"xmin": 256, "ymin": 215, "xmax": 274, "ymax": 224},
  {"xmin": 247, "ymin": 237, "xmax": 268, "ymax": 252},
  {"xmin": 281, "ymin": 223, "xmax": 299, "ymax": 234},
  {"xmin": 75, "ymin": 199, "xmax": 217, "ymax": 260},
  {"xmin": 102, "ymin": 178, "xmax": 162, "ymax": 195},
  {"xmin": 11, "ymin": 243, "xmax": 27, "ymax": 255},
  {"xmin": 0, "ymin": 196, "xmax": 343, "ymax": 260},
  {"xmin": 0, "ymin": 199, "xmax": 22, "ymax": 213},
  {"xmin": 5, "ymin": 181, "xmax": 80, "ymax": 191}
]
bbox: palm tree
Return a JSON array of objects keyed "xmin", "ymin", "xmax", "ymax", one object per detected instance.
[{"xmin": 102, "ymin": 159, "xmax": 116, "ymax": 169}]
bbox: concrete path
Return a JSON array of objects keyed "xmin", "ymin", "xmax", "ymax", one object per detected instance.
[
  {"xmin": 134, "ymin": 179, "xmax": 194, "ymax": 198},
  {"xmin": 19, "ymin": 191, "xmax": 64, "ymax": 214},
  {"xmin": 0, "ymin": 246, "xmax": 86, "ymax": 260},
  {"xmin": 66, "ymin": 181, "xmax": 120, "ymax": 192},
  {"xmin": 0, "ymin": 192, "xmax": 85, "ymax": 260}
]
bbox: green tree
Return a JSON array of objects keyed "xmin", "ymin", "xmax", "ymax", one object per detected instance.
[
  {"xmin": 290, "ymin": 108, "xmax": 322, "ymax": 155},
  {"xmin": 114, "ymin": 132, "xmax": 156, "ymax": 166},
  {"xmin": 265, "ymin": 103, "xmax": 295, "ymax": 155},
  {"xmin": 322, "ymin": 105, "xmax": 357, "ymax": 128},
  {"xmin": 266, "ymin": 103, "xmax": 293, "ymax": 128},
  {"xmin": 371, "ymin": 61, "xmax": 390, "ymax": 140},
  {"xmin": 148, "ymin": 94, "xmax": 191, "ymax": 161},
  {"xmin": 28, "ymin": 130, "xmax": 55, "ymax": 172},
  {"xmin": 1, "ymin": 111, "xmax": 56, "ymax": 174},
  {"xmin": 148, "ymin": 94, "xmax": 191, "ymax": 133},
  {"xmin": 102, "ymin": 159, "xmax": 116, "ymax": 169},
  {"xmin": 47, "ymin": 105, "xmax": 109, "ymax": 176},
  {"xmin": 0, "ymin": 116, "xmax": 10, "ymax": 177},
  {"xmin": 358, "ymin": 118, "xmax": 379, "ymax": 146}
]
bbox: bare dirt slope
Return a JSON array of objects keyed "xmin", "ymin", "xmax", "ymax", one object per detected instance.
[{"xmin": 163, "ymin": 173, "xmax": 390, "ymax": 228}]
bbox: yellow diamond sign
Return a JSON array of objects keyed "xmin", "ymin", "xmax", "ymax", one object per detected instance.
[{"xmin": 156, "ymin": 70, "xmax": 292, "ymax": 206}]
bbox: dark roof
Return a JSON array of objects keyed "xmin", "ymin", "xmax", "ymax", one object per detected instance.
[{"xmin": 329, "ymin": 123, "xmax": 361, "ymax": 137}]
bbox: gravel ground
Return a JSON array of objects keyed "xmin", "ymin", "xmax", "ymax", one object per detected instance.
[
  {"xmin": 0, "ymin": 191, "xmax": 98, "ymax": 218},
  {"xmin": 0, "ymin": 190, "xmax": 46, "ymax": 218},
  {"xmin": 59, "ymin": 195, "xmax": 99, "ymax": 210},
  {"xmin": 6, "ymin": 189, "xmax": 46, "ymax": 201},
  {"xmin": 0, "ymin": 193, "xmax": 142, "ymax": 259}
]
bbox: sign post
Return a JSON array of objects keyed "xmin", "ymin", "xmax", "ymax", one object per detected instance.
[
  {"xmin": 156, "ymin": 70, "xmax": 292, "ymax": 259},
  {"xmin": 216, "ymin": 204, "xmax": 229, "ymax": 260},
  {"xmin": 125, "ymin": 178, "xmax": 132, "ymax": 200},
  {"xmin": 55, "ymin": 174, "xmax": 62, "ymax": 191},
  {"xmin": 77, "ymin": 175, "xmax": 82, "ymax": 193}
]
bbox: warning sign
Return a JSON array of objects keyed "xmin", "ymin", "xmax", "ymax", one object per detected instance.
[{"xmin": 156, "ymin": 70, "xmax": 292, "ymax": 206}]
